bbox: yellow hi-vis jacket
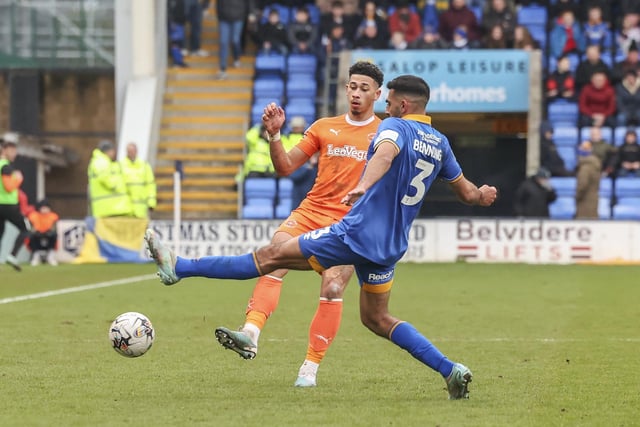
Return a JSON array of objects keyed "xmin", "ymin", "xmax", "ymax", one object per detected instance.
[
  {"xmin": 120, "ymin": 157, "xmax": 157, "ymax": 218},
  {"xmin": 243, "ymin": 126, "xmax": 275, "ymax": 176},
  {"xmin": 87, "ymin": 149, "xmax": 133, "ymax": 218}
]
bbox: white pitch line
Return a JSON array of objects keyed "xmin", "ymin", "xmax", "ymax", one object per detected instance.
[{"xmin": 0, "ymin": 274, "xmax": 157, "ymax": 305}]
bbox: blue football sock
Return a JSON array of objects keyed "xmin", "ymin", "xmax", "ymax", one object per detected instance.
[
  {"xmin": 175, "ymin": 253, "xmax": 261, "ymax": 280},
  {"xmin": 389, "ymin": 321, "xmax": 454, "ymax": 377}
]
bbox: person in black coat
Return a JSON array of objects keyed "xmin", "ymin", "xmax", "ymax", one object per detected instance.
[{"xmin": 513, "ymin": 167, "xmax": 558, "ymax": 217}]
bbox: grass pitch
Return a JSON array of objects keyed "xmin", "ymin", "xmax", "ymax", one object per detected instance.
[{"xmin": 0, "ymin": 262, "xmax": 638, "ymax": 426}]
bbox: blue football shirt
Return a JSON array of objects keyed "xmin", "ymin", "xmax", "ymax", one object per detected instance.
[{"xmin": 333, "ymin": 114, "xmax": 463, "ymax": 265}]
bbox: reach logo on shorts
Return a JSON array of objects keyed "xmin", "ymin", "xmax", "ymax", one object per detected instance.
[{"xmin": 367, "ymin": 270, "xmax": 393, "ymax": 283}]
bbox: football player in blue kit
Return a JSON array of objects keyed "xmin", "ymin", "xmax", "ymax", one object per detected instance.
[{"xmin": 145, "ymin": 74, "xmax": 498, "ymax": 399}]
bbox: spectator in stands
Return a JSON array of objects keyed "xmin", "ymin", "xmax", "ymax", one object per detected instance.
[
  {"xmin": 28, "ymin": 199, "xmax": 59, "ymax": 267},
  {"xmin": 438, "ymin": 0, "xmax": 481, "ymax": 44},
  {"xmin": 87, "ymin": 140, "xmax": 133, "ymax": 218},
  {"xmin": 354, "ymin": 0, "xmax": 389, "ymax": 48},
  {"xmin": 540, "ymin": 121, "xmax": 574, "ymax": 176},
  {"xmin": 451, "ymin": 25, "xmax": 480, "ymax": 49},
  {"xmin": 288, "ymin": 6, "xmax": 318, "ymax": 55},
  {"xmin": 121, "ymin": 143, "xmax": 157, "ymax": 219},
  {"xmin": 616, "ymin": 13, "xmax": 640, "ymax": 56},
  {"xmin": 242, "ymin": 124, "xmax": 276, "ymax": 179},
  {"xmin": 579, "ymin": 0, "xmax": 612, "ymax": 25},
  {"xmin": 216, "ymin": 0, "xmax": 252, "ymax": 79},
  {"xmin": 512, "ymin": 25, "xmax": 538, "ymax": 50},
  {"xmin": 615, "ymin": 70, "xmax": 640, "ymax": 126},
  {"xmin": 388, "ymin": 0, "xmax": 422, "ymax": 45},
  {"xmin": 184, "ymin": 0, "xmax": 207, "ymax": 57},
  {"xmin": 256, "ymin": 8, "xmax": 290, "ymax": 55},
  {"xmin": 575, "ymin": 140, "xmax": 601, "ymax": 218},
  {"xmin": 513, "ymin": 167, "xmax": 557, "ymax": 218},
  {"xmin": 612, "ymin": 40, "xmax": 640, "ymax": 85},
  {"xmin": 323, "ymin": 22, "xmax": 353, "ymax": 55},
  {"xmin": 422, "ymin": 0, "xmax": 440, "ymax": 31},
  {"xmin": 409, "ymin": 25, "xmax": 450, "ymax": 49},
  {"xmin": 482, "ymin": 24, "xmax": 509, "ymax": 49},
  {"xmin": 578, "ymin": 71, "xmax": 617, "ymax": 127},
  {"xmin": 482, "ymin": 0, "xmax": 517, "ymax": 45},
  {"xmin": 546, "ymin": 55, "xmax": 576, "ymax": 101},
  {"xmin": 550, "ymin": 10, "xmax": 587, "ymax": 60},
  {"xmin": 574, "ymin": 44, "xmax": 612, "ymax": 91},
  {"xmin": 615, "ymin": 128, "xmax": 640, "ymax": 176},
  {"xmin": 320, "ymin": 1, "xmax": 359, "ymax": 41},
  {"xmin": 583, "ymin": 5, "xmax": 610, "ymax": 48},
  {"xmin": 584, "ymin": 126, "xmax": 618, "ymax": 176},
  {"xmin": 168, "ymin": 0, "xmax": 189, "ymax": 67},
  {"xmin": 390, "ymin": 30, "xmax": 410, "ymax": 50}
]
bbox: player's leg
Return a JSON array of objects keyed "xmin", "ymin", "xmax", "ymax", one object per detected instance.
[
  {"xmin": 5, "ymin": 206, "xmax": 28, "ymax": 271},
  {"xmin": 216, "ymin": 230, "xmax": 293, "ymax": 359},
  {"xmin": 357, "ymin": 269, "xmax": 472, "ymax": 400},
  {"xmin": 295, "ymin": 265, "xmax": 353, "ymax": 387}
]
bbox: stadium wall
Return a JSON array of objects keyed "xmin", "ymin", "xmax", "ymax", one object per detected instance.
[{"xmin": 2, "ymin": 219, "xmax": 636, "ymax": 266}]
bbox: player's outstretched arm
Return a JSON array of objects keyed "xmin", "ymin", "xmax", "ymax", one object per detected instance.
[
  {"xmin": 342, "ymin": 142, "xmax": 398, "ymax": 206},
  {"xmin": 262, "ymin": 102, "xmax": 310, "ymax": 175},
  {"xmin": 449, "ymin": 175, "xmax": 498, "ymax": 207}
]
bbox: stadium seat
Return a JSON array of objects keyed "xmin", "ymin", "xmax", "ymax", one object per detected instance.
[
  {"xmin": 275, "ymin": 199, "xmax": 292, "ymax": 218},
  {"xmin": 556, "ymin": 146, "xmax": 577, "ymax": 171},
  {"xmin": 518, "ymin": 5, "xmax": 547, "ymax": 27},
  {"xmin": 615, "ymin": 177, "xmax": 640, "ymax": 199},
  {"xmin": 285, "ymin": 101, "xmax": 316, "ymax": 125},
  {"xmin": 553, "ymin": 126, "xmax": 578, "ymax": 146},
  {"xmin": 278, "ymin": 177, "xmax": 293, "ymax": 199},
  {"xmin": 547, "ymin": 100, "xmax": 579, "ymax": 126},
  {"xmin": 243, "ymin": 204, "xmax": 275, "ymax": 219},
  {"xmin": 598, "ymin": 197, "xmax": 612, "ymax": 219},
  {"xmin": 287, "ymin": 53, "xmax": 317, "ymax": 77},
  {"xmin": 579, "ymin": 126, "xmax": 613, "ymax": 144},
  {"xmin": 293, "ymin": 4, "xmax": 320, "ymax": 24},
  {"xmin": 286, "ymin": 76, "xmax": 317, "ymax": 99},
  {"xmin": 547, "ymin": 53, "xmax": 580, "ymax": 73},
  {"xmin": 255, "ymin": 53, "xmax": 286, "ymax": 78},
  {"xmin": 528, "ymin": 25, "xmax": 547, "ymax": 50},
  {"xmin": 600, "ymin": 177, "xmax": 613, "ymax": 198},
  {"xmin": 244, "ymin": 177, "xmax": 277, "ymax": 203},
  {"xmin": 253, "ymin": 76, "xmax": 285, "ymax": 102},
  {"xmin": 550, "ymin": 177, "xmax": 577, "ymax": 197},
  {"xmin": 614, "ymin": 126, "xmax": 629, "ymax": 146},
  {"xmin": 612, "ymin": 200, "xmax": 640, "ymax": 219},
  {"xmin": 549, "ymin": 197, "xmax": 576, "ymax": 219}
]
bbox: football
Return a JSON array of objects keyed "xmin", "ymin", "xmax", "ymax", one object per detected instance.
[{"xmin": 108, "ymin": 311, "xmax": 155, "ymax": 358}]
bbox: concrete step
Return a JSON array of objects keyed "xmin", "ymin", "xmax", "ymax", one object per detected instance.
[
  {"xmin": 155, "ymin": 165, "xmax": 239, "ymax": 175},
  {"xmin": 162, "ymin": 115, "xmax": 245, "ymax": 125},
  {"xmin": 158, "ymin": 140, "xmax": 244, "ymax": 150},
  {"xmin": 157, "ymin": 152, "xmax": 244, "ymax": 162},
  {"xmin": 162, "ymin": 104, "xmax": 250, "ymax": 115},
  {"xmin": 160, "ymin": 128, "xmax": 246, "ymax": 138},
  {"xmin": 167, "ymin": 67, "xmax": 254, "ymax": 80},
  {"xmin": 168, "ymin": 79, "xmax": 253, "ymax": 89},
  {"xmin": 164, "ymin": 91, "xmax": 252, "ymax": 101},
  {"xmin": 157, "ymin": 190, "xmax": 238, "ymax": 201},
  {"xmin": 156, "ymin": 177, "xmax": 236, "ymax": 187}
]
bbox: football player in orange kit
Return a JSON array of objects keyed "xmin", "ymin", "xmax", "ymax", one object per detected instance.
[{"xmin": 215, "ymin": 61, "xmax": 384, "ymax": 387}]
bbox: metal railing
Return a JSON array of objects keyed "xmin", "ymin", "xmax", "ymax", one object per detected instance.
[{"xmin": 0, "ymin": 0, "xmax": 115, "ymax": 69}]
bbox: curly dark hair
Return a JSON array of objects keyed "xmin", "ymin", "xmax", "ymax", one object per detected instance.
[{"xmin": 349, "ymin": 61, "xmax": 384, "ymax": 88}]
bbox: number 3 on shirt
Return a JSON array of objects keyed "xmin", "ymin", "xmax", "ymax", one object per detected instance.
[{"xmin": 401, "ymin": 159, "xmax": 434, "ymax": 206}]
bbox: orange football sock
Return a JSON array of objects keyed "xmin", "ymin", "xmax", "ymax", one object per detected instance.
[
  {"xmin": 306, "ymin": 299, "xmax": 343, "ymax": 364},
  {"xmin": 244, "ymin": 275, "xmax": 283, "ymax": 330}
]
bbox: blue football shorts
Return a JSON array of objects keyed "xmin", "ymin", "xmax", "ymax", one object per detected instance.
[{"xmin": 298, "ymin": 225, "xmax": 395, "ymax": 293}]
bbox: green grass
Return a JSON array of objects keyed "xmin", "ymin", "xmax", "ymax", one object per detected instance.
[{"xmin": 1, "ymin": 263, "xmax": 639, "ymax": 426}]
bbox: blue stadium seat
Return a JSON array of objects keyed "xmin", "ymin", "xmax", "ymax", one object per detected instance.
[
  {"xmin": 285, "ymin": 101, "xmax": 316, "ymax": 125},
  {"xmin": 615, "ymin": 177, "xmax": 640, "ymax": 199},
  {"xmin": 253, "ymin": 76, "xmax": 285, "ymax": 102},
  {"xmin": 580, "ymin": 126, "xmax": 613, "ymax": 144},
  {"xmin": 600, "ymin": 177, "xmax": 613, "ymax": 198},
  {"xmin": 275, "ymin": 199, "xmax": 292, "ymax": 218},
  {"xmin": 550, "ymin": 177, "xmax": 577, "ymax": 197},
  {"xmin": 556, "ymin": 146, "xmax": 577, "ymax": 171},
  {"xmin": 286, "ymin": 76, "xmax": 317, "ymax": 99},
  {"xmin": 243, "ymin": 204, "xmax": 274, "ymax": 219},
  {"xmin": 287, "ymin": 53, "xmax": 317, "ymax": 77},
  {"xmin": 614, "ymin": 126, "xmax": 629, "ymax": 146},
  {"xmin": 528, "ymin": 25, "xmax": 547, "ymax": 49},
  {"xmin": 518, "ymin": 5, "xmax": 547, "ymax": 27},
  {"xmin": 255, "ymin": 52, "xmax": 286, "ymax": 78},
  {"xmin": 547, "ymin": 53, "xmax": 580, "ymax": 73},
  {"xmin": 548, "ymin": 100, "xmax": 579, "ymax": 126},
  {"xmin": 612, "ymin": 200, "xmax": 640, "ymax": 219},
  {"xmin": 244, "ymin": 177, "xmax": 277, "ymax": 202},
  {"xmin": 553, "ymin": 126, "xmax": 578, "ymax": 146},
  {"xmin": 549, "ymin": 197, "xmax": 576, "ymax": 219},
  {"xmin": 278, "ymin": 177, "xmax": 293, "ymax": 199},
  {"xmin": 598, "ymin": 197, "xmax": 612, "ymax": 219}
]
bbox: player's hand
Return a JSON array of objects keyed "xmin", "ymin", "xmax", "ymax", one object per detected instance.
[
  {"xmin": 478, "ymin": 185, "xmax": 498, "ymax": 206},
  {"xmin": 341, "ymin": 186, "xmax": 365, "ymax": 206},
  {"xmin": 262, "ymin": 102, "xmax": 285, "ymax": 136}
]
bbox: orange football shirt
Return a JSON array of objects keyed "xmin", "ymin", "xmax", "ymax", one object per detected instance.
[{"xmin": 293, "ymin": 113, "xmax": 382, "ymax": 220}]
